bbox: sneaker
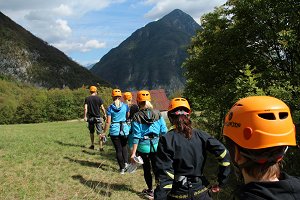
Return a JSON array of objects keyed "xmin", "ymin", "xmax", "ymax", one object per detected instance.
[
  {"xmin": 88, "ymin": 145, "xmax": 94, "ymax": 150},
  {"xmin": 120, "ymin": 168, "xmax": 125, "ymax": 175},
  {"xmin": 142, "ymin": 189, "xmax": 154, "ymax": 199},
  {"xmin": 125, "ymin": 163, "xmax": 129, "ymax": 169}
]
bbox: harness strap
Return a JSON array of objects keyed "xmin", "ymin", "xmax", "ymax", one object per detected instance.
[
  {"xmin": 142, "ymin": 134, "xmax": 158, "ymax": 152},
  {"xmin": 111, "ymin": 121, "xmax": 127, "ymax": 136}
]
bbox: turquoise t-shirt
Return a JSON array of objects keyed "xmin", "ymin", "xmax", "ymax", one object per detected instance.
[{"xmin": 107, "ymin": 102, "xmax": 130, "ymax": 136}]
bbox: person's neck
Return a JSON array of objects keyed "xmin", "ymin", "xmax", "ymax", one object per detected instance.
[{"xmin": 242, "ymin": 170, "xmax": 279, "ymax": 184}]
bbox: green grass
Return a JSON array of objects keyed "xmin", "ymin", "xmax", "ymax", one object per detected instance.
[
  {"xmin": 0, "ymin": 121, "xmax": 235, "ymax": 200},
  {"xmin": 0, "ymin": 121, "xmax": 148, "ymax": 200}
]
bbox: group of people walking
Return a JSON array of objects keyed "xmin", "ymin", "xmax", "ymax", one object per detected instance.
[{"xmin": 84, "ymin": 86, "xmax": 300, "ymax": 200}]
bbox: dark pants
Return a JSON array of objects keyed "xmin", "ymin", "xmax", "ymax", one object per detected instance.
[
  {"xmin": 138, "ymin": 151, "xmax": 157, "ymax": 190},
  {"xmin": 111, "ymin": 136, "xmax": 128, "ymax": 169}
]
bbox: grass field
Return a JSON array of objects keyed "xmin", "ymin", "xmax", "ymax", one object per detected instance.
[
  {"xmin": 0, "ymin": 121, "xmax": 150, "ymax": 200},
  {"xmin": 0, "ymin": 121, "xmax": 235, "ymax": 200}
]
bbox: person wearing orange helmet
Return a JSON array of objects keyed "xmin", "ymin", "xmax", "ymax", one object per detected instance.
[
  {"xmin": 130, "ymin": 90, "xmax": 168, "ymax": 199},
  {"xmin": 103, "ymin": 89, "xmax": 130, "ymax": 174},
  {"xmin": 123, "ymin": 91, "xmax": 139, "ymax": 150},
  {"xmin": 223, "ymin": 96, "xmax": 300, "ymax": 199},
  {"xmin": 84, "ymin": 85, "xmax": 107, "ymax": 150},
  {"xmin": 154, "ymin": 98, "xmax": 231, "ymax": 200}
]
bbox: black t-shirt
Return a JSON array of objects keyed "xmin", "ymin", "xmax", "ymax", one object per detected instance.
[
  {"xmin": 84, "ymin": 95, "xmax": 104, "ymax": 118},
  {"xmin": 233, "ymin": 172, "xmax": 300, "ymax": 200}
]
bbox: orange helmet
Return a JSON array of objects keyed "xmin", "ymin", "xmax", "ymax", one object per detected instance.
[
  {"xmin": 123, "ymin": 92, "xmax": 132, "ymax": 100},
  {"xmin": 137, "ymin": 90, "xmax": 151, "ymax": 102},
  {"xmin": 168, "ymin": 98, "xmax": 191, "ymax": 112},
  {"xmin": 112, "ymin": 89, "xmax": 122, "ymax": 97},
  {"xmin": 89, "ymin": 86, "xmax": 97, "ymax": 92},
  {"xmin": 223, "ymin": 96, "xmax": 296, "ymax": 149}
]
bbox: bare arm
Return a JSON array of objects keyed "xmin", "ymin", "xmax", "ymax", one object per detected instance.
[
  {"xmin": 101, "ymin": 105, "xmax": 107, "ymax": 120},
  {"xmin": 130, "ymin": 143, "xmax": 138, "ymax": 163},
  {"xmin": 84, "ymin": 104, "xmax": 88, "ymax": 121},
  {"xmin": 103, "ymin": 115, "xmax": 111, "ymax": 134}
]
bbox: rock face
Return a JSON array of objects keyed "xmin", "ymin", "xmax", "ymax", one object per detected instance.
[
  {"xmin": 91, "ymin": 9, "xmax": 201, "ymax": 94},
  {"xmin": 0, "ymin": 12, "xmax": 108, "ymax": 88}
]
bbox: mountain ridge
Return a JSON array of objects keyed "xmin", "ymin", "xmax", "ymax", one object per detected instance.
[{"xmin": 91, "ymin": 9, "xmax": 201, "ymax": 94}]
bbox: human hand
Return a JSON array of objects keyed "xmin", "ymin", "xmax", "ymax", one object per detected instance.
[
  {"xmin": 210, "ymin": 184, "xmax": 220, "ymax": 193},
  {"xmin": 130, "ymin": 154, "xmax": 136, "ymax": 164}
]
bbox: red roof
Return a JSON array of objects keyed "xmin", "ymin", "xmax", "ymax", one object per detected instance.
[{"xmin": 121, "ymin": 89, "xmax": 169, "ymax": 111}]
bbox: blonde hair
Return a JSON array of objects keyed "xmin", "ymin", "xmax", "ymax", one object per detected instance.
[
  {"xmin": 125, "ymin": 99, "xmax": 132, "ymax": 106},
  {"xmin": 139, "ymin": 101, "xmax": 153, "ymax": 109},
  {"xmin": 113, "ymin": 97, "xmax": 121, "ymax": 108}
]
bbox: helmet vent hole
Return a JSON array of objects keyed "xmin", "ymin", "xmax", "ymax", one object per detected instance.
[
  {"xmin": 258, "ymin": 113, "xmax": 276, "ymax": 120},
  {"xmin": 279, "ymin": 112, "xmax": 288, "ymax": 119},
  {"xmin": 236, "ymin": 104, "xmax": 243, "ymax": 106}
]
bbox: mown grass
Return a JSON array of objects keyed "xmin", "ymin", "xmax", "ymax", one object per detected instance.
[{"xmin": 0, "ymin": 121, "xmax": 235, "ymax": 200}]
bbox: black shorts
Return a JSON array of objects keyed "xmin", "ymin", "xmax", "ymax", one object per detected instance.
[{"xmin": 88, "ymin": 117, "xmax": 103, "ymax": 134}]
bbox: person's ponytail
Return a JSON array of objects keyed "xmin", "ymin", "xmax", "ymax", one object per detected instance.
[{"xmin": 170, "ymin": 114, "xmax": 192, "ymax": 139}]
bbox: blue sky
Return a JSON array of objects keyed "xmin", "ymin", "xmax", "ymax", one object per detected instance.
[{"xmin": 0, "ymin": 0, "xmax": 226, "ymax": 66}]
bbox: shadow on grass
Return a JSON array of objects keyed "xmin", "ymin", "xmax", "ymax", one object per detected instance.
[
  {"xmin": 72, "ymin": 175, "xmax": 141, "ymax": 198},
  {"xmin": 54, "ymin": 140, "xmax": 86, "ymax": 148},
  {"xmin": 81, "ymin": 149, "xmax": 99, "ymax": 155},
  {"xmin": 64, "ymin": 156, "xmax": 117, "ymax": 171}
]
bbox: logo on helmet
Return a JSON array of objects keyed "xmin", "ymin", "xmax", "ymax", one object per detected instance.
[
  {"xmin": 228, "ymin": 112, "xmax": 233, "ymax": 121},
  {"xmin": 224, "ymin": 111, "xmax": 241, "ymax": 128}
]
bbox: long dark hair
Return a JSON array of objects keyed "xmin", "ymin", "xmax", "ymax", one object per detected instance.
[{"xmin": 168, "ymin": 113, "xmax": 192, "ymax": 139}]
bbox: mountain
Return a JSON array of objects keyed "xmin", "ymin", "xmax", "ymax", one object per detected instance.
[
  {"xmin": 91, "ymin": 9, "xmax": 201, "ymax": 94},
  {"xmin": 0, "ymin": 12, "xmax": 109, "ymax": 89}
]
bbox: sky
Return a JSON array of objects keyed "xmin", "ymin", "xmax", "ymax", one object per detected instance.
[{"xmin": 0, "ymin": 0, "xmax": 226, "ymax": 66}]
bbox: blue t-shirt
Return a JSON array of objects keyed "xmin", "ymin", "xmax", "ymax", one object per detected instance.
[{"xmin": 107, "ymin": 102, "xmax": 130, "ymax": 136}]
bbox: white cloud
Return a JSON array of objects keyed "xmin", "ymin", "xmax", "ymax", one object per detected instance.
[
  {"xmin": 54, "ymin": 19, "xmax": 72, "ymax": 36},
  {"xmin": 143, "ymin": 0, "xmax": 227, "ymax": 23},
  {"xmin": 53, "ymin": 4, "xmax": 73, "ymax": 16},
  {"xmin": 85, "ymin": 40, "xmax": 106, "ymax": 49},
  {"xmin": 25, "ymin": 17, "xmax": 72, "ymax": 43},
  {"xmin": 52, "ymin": 39, "xmax": 106, "ymax": 52}
]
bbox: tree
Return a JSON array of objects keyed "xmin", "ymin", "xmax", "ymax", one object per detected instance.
[{"xmin": 183, "ymin": 0, "xmax": 300, "ymax": 136}]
